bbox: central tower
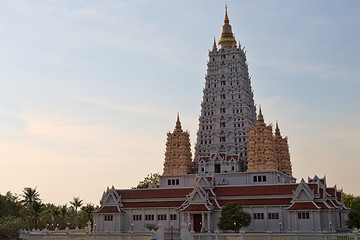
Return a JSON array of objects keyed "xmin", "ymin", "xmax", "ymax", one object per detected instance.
[{"xmin": 194, "ymin": 6, "xmax": 256, "ymax": 174}]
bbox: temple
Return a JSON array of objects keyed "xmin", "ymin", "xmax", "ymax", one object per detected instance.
[{"xmin": 93, "ymin": 6, "xmax": 348, "ymax": 234}]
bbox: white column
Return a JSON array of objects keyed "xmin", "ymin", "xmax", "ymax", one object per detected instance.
[
  {"xmin": 187, "ymin": 213, "xmax": 191, "ymax": 231},
  {"xmin": 207, "ymin": 212, "xmax": 211, "ymax": 232},
  {"xmin": 279, "ymin": 207, "xmax": 283, "ymax": 233},
  {"xmin": 264, "ymin": 206, "xmax": 268, "ymax": 231},
  {"xmin": 287, "ymin": 212, "xmax": 291, "ymax": 232},
  {"xmin": 310, "ymin": 211, "xmax": 314, "ymax": 232},
  {"xmin": 250, "ymin": 207, "xmax": 254, "ymax": 231}
]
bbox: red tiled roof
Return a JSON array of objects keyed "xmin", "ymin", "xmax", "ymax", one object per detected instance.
[
  {"xmin": 316, "ymin": 202, "xmax": 332, "ymax": 209},
  {"xmin": 336, "ymin": 191, "xmax": 342, "ymax": 202},
  {"xmin": 227, "ymin": 155, "xmax": 238, "ymax": 160},
  {"xmin": 326, "ymin": 188, "xmax": 336, "ymax": 197},
  {"xmin": 95, "ymin": 206, "xmax": 122, "ymax": 213},
  {"xmin": 287, "ymin": 202, "xmax": 320, "ymax": 210},
  {"xmin": 199, "ymin": 157, "xmax": 210, "ymax": 162},
  {"xmin": 214, "ymin": 185, "xmax": 298, "ymax": 196},
  {"xmin": 117, "ymin": 188, "xmax": 192, "ymax": 199},
  {"xmin": 122, "ymin": 201, "xmax": 185, "ymax": 208},
  {"xmin": 218, "ymin": 198, "xmax": 292, "ymax": 206}
]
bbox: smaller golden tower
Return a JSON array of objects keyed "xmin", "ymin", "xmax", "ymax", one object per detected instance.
[
  {"xmin": 273, "ymin": 121, "xmax": 292, "ymax": 176},
  {"xmin": 247, "ymin": 107, "xmax": 292, "ymax": 176},
  {"xmin": 247, "ymin": 106, "xmax": 276, "ymax": 172},
  {"xmin": 163, "ymin": 113, "xmax": 193, "ymax": 175}
]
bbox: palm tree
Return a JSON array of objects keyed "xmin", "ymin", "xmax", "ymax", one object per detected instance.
[
  {"xmin": 81, "ymin": 204, "xmax": 96, "ymax": 222},
  {"xmin": 70, "ymin": 197, "xmax": 83, "ymax": 215},
  {"xmin": 21, "ymin": 187, "xmax": 40, "ymax": 209},
  {"xmin": 21, "ymin": 187, "xmax": 41, "ymax": 229},
  {"xmin": 32, "ymin": 201, "xmax": 43, "ymax": 229}
]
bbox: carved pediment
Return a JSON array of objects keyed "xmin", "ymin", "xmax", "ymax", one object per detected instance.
[
  {"xmin": 100, "ymin": 186, "xmax": 123, "ymax": 207},
  {"xmin": 292, "ymin": 179, "xmax": 314, "ymax": 202}
]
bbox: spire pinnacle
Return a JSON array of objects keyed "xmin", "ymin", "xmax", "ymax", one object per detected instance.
[
  {"xmin": 224, "ymin": 4, "xmax": 229, "ymax": 23},
  {"xmin": 218, "ymin": 5, "xmax": 236, "ymax": 49},
  {"xmin": 274, "ymin": 120, "xmax": 281, "ymax": 137},
  {"xmin": 256, "ymin": 105, "xmax": 265, "ymax": 126},
  {"xmin": 212, "ymin": 37, "xmax": 217, "ymax": 51},
  {"xmin": 174, "ymin": 112, "xmax": 183, "ymax": 132}
]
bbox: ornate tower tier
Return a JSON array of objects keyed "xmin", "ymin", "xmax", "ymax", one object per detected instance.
[
  {"xmin": 163, "ymin": 114, "xmax": 193, "ymax": 175},
  {"xmin": 247, "ymin": 108, "xmax": 293, "ymax": 176},
  {"xmin": 247, "ymin": 107, "xmax": 276, "ymax": 172},
  {"xmin": 273, "ymin": 121, "xmax": 293, "ymax": 176},
  {"xmin": 194, "ymin": 6, "xmax": 256, "ymax": 174}
]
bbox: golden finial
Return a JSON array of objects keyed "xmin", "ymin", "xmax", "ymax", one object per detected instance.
[
  {"xmin": 212, "ymin": 37, "xmax": 217, "ymax": 51},
  {"xmin": 238, "ymin": 40, "xmax": 241, "ymax": 48},
  {"xmin": 175, "ymin": 112, "xmax": 183, "ymax": 132},
  {"xmin": 275, "ymin": 120, "xmax": 281, "ymax": 137},
  {"xmin": 256, "ymin": 105, "xmax": 265, "ymax": 126},
  {"xmin": 224, "ymin": 4, "xmax": 229, "ymax": 23},
  {"xmin": 218, "ymin": 4, "xmax": 236, "ymax": 49}
]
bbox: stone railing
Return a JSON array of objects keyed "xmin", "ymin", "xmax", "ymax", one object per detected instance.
[{"xmin": 19, "ymin": 228, "xmax": 360, "ymax": 240}]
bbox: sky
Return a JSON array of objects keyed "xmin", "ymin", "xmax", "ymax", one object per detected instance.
[{"xmin": 0, "ymin": 0, "xmax": 359, "ymax": 206}]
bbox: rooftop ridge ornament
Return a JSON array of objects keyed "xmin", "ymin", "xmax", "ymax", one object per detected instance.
[
  {"xmin": 212, "ymin": 37, "xmax": 217, "ymax": 51},
  {"xmin": 256, "ymin": 105, "xmax": 265, "ymax": 126},
  {"xmin": 274, "ymin": 120, "xmax": 281, "ymax": 137},
  {"xmin": 174, "ymin": 112, "xmax": 183, "ymax": 132}
]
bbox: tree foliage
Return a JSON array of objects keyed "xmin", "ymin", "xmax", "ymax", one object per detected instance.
[
  {"xmin": 218, "ymin": 202, "xmax": 251, "ymax": 232},
  {"xmin": 344, "ymin": 193, "xmax": 360, "ymax": 229},
  {"xmin": 133, "ymin": 173, "xmax": 160, "ymax": 189},
  {"xmin": 0, "ymin": 188, "xmax": 98, "ymax": 239}
]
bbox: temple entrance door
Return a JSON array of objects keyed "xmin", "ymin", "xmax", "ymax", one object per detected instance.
[{"xmin": 193, "ymin": 214, "xmax": 202, "ymax": 232}]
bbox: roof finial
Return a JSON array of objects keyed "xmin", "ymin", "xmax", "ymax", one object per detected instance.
[
  {"xmin": 274, "ymin": 120, "xmax": 281, "ymax": 137},
  {"xmin": 256, "ymin": 105, "xmax": 265, "ymax": 126},
  {"xmin": 218, "ymin": 5, "xmax": 236, "ymax": 49},
  {"xmin": 174, "ymin": 112, "xmax": 183, "ymax": 132},
  {"xmin": 224, "ymin": 4, "xmax": 229, "ymax": 23},
  {"xmin": 212, "ymin": 36, "xmax": 217, "ymax": 51}
]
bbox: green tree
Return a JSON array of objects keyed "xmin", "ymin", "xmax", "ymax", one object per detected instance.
[
  {"xmin": 70, "ymin": 197, "xmax": 83, "ymax": 215},
  {"xmin": 0, "ymin": 216, "xmax": 26, "ymax": 239},
  {"xmin": 133, "ymin": 173, "xmax": 160, "ymax": 189},
  {"xmin": 345, "ymin": 193, "xmax": 360, "ymax": 229},
  {"xmin": 81, "ymin": 204, "xmax": 96, "ymax": 223},
  {"xmin": 21, "ymin": 187, "xmax": 41, "ymax": 229},
  {"xmin": 218, "ymin": 202, "xmax": 251, "ymax": 232},
  {"xmin": 0, "ymin": 192, "xmax": 23, "ymax": 218}
]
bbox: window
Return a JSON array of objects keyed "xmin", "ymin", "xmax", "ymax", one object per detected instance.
[
  {"xmin": 133, "ymin": 215, "xmax": 142, "ymax": 221},
  {"xmin": 253, "ymin": 213, "xmax": 264, "ymax": 220},
  {"xmin": 220, "ymin": 122, "xmax": 225, "ymax": 127},
  {"xmin": 145, "ymin": 214, "xmax": 154, "ymax": 221},
  {"xmin": 215, "ymin": 164, "xmax": 221, "ymax": 173},
  {"xmin": 268, "ymin": 213, "xmax": 279, "ymax": 219},
  {"xmin": 298, "ymin": 212, "xmax": 310, "ymax": 219},
  {"xmin": 220, "ymin": 137, "xmax": 226, "ymax": 142},
  {"xmin": 253, "ymin": 175, "xmax": 267, "ymax": 182},
  {"xmin": 158, "ymin": 214, "xmax": 167, "ymax": 221},
  {"xmin": 221, "ymin": 94, "xmax": 226, "ymax": 99},
  {"xmin": 220, "ymin": 108, "xmax": 226, "ymax": 113},
  {"xmin": 170, "ymin": 214, "xmax": 177, "ymax": 221},
  {"xmin": 168, "ymin": 179, "xmax": 180, "ymax": 185},
  {"xmin": 105, "ymin": 215, "xmax": 113, "ymax": 221}
]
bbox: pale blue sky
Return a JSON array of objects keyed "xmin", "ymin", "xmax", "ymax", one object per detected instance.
[{"xmin": 0, "ymin": 0, "xmax": 359, "ymax": 205}]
